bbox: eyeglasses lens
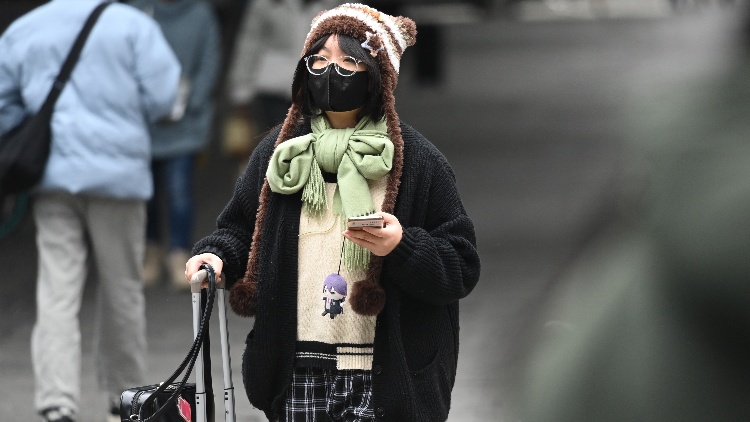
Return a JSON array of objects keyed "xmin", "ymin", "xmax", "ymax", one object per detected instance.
[{"xmin": 306, "ymin": 55, "xmax": 362, "ymax": 76}]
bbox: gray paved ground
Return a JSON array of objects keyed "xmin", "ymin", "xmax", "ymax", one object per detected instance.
[{"xmin": 0, "ymin": 6, "xmax": 734, "ymax": 421}]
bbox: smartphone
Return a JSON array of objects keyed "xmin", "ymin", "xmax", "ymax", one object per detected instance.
[{"xmin": 347, "ymin": 215, "xmax": 385, "ymax": 230}]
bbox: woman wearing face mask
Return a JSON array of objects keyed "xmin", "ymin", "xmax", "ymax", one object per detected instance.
[{"xmin": 185, "ymin": 4, "xmax": 480, "ymax": 421}]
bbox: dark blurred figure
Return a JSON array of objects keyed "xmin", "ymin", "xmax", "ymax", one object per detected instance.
[
  {"xmin": 207, "ymin": 0, "xmax": 248, "ymax": 72},
  {"xmin": 0, "ymin": 1, "xmax": 46, "ymax": 34},
  {"xmin": 519, "ymin": 5, "xmax": 750, "ymax": 422},
  {"xmin": 128, "ymin": 0, "xmax": 222, "ymax": 289},
  {"xmin": 0, "ymin": 1, "xmax": 180, "ymax": 421},
  {"xmin": 222, "ymin": 0, "xmax": 341, "ymax": 175}
]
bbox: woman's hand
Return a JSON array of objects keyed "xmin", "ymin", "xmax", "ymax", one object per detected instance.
[
  {"xmin": 343, "ymin": 212, "xmax": 402, "ymax": 256},
  {"xmin": 185, "ymin": 253, "xmax": 224, "ymax": 288}
]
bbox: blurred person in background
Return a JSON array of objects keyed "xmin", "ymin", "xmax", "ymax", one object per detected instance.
[
  {"xmin": 128, "ymin": 0, "xmax": 221, "ymax": 289},
  {"xmin": 222, "ymin": 0, "xmax": 341, "ymax": 174},
  {"xmin": 518, "ymin": 4, "xmax": 750, "ymax": 421},
  {"xmin": 0, "ymin": 1, "xmax": 180, "ymax": 421},
  {"xmin": 185, "ymin": 4, "xmax": 481, "ymax": 420}
]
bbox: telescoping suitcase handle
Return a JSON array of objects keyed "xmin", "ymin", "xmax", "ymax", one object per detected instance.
[
  {"xmin": 191, "ymin": 266, "xmax": 236, "ymax": 422},
  {"xmin": 131, "ymin": 265, "xmax": 218, "ymax": 422}
]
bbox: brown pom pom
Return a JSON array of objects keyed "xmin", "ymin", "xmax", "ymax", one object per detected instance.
[
  {"xmin": 229, "ymin": 280, "xmax": 257, "ymax": 317},
  {"xmin": 349, "ymin": 278, "xmax": 386, "ymax": 316}
]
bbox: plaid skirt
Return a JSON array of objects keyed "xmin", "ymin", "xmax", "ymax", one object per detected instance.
[{"xmin": 282, "ymin": 367, "xmax": 374, "ymax": 421}]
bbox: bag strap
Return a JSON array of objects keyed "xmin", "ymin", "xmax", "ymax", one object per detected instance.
[
  {"xmin": 40, "ymin": 2, "xmax": 111, "ymax": 112},
  {"xmin": 134, "ymin": 264, "xmax": 218, "ymax": 422}
]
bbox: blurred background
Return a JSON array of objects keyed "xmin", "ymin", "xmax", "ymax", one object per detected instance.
[{"xmin": 2, "ymin": 0, "xmax": 749, "ymax": 421}]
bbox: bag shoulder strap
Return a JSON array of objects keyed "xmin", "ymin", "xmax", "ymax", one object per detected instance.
[
  {"xmin": 137, "ymin": 265, "xmax": 218, "ymax": 422},
  {"xmin": 41, "ymin": 2, "xmax": 111, "ymax": 109}
]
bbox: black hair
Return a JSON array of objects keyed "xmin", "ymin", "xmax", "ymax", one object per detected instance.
[{"xmin": 292, "ymin": 34, "xmax": 384, "ymax": 122}]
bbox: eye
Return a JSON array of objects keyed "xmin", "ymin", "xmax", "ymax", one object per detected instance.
[
  {"xmin": 308, "ymin": 55, "xmax": 330, "ymax": 71},
  {"xmin": 338, "ymin": 56, "xmax": 362, "ymax": 72}
]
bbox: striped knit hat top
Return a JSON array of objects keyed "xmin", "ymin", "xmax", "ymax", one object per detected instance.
[
  {"xmin": 303, "ymin": 3, "xmax": 417, "ymax": 74},
  {"xmin": 229, "ymin": 3, "xmax": 417, "ymax": 318}
]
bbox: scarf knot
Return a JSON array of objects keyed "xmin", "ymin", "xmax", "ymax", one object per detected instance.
[{"xmin": 266, "ymin": 116, "xmax": 393, "ymax": 270}]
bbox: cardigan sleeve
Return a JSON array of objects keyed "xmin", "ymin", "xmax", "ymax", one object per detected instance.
[
  {"xmin": 191, "ymin": 129, "xmax": 278, "ymax": 288},
  {"xmin": 383, "ymin": 134, "xmax": 481, "ymax": 306}
]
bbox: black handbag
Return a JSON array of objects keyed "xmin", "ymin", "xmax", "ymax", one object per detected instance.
[
  {"xmin": 0, "ymin": 2, "xmax": 110, "ymax": 196},
  {"xmin": 120, "ymin": 384, "xmax": 201, "ymax": 422},
  {"xmin": 120, "ymin": 265, "xmax": 220, "ymax": 422}
]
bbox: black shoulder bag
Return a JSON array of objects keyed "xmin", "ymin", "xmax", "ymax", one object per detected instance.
[{"xmin": 0, "ymin": 2, "xmax": 110, "ymax": 196}]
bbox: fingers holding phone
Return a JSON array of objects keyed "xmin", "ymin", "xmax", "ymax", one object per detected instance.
[{"xmin": 343, "ymin": 212, "xmax": 402, "ymax": 256}]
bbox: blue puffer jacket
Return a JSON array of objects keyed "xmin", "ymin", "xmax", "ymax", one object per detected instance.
[{"xmin": 0, "ymin": 0, "xmax": 180, "ymax": 199}]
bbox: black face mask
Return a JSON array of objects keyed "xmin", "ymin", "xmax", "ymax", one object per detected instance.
[{"xmin": 307, "ymin": 70, "xmax": 369, "ymax": 112}]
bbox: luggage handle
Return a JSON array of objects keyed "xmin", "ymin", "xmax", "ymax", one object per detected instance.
[
  {"xmin": 191, "ymin": 269, "xmax": 236, "ymax": 422},
  {"xmin": 135, "ymin": 264, "xmax": 217, "ymax": 422}
]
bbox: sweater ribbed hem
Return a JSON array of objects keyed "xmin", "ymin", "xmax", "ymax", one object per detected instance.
[{"xmin": 295, "ymin": 340, "xmax": 374, "ymax": 370}]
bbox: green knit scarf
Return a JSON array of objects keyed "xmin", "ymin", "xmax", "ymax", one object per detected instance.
[{"xmin": 266, "ymin": 115, "xmax": 393, "ymax": 271}]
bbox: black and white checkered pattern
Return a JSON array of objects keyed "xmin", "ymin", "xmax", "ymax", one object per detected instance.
[{"xmin": 282, "ymin": 367, "xmax": 374, "ymax": 421}]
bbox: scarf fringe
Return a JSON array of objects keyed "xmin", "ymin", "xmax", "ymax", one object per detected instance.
[
  {"xmin": 302, "ymin": 158, "xmax": 327, "ymax": 217},
  {"xmin": 343, "ymin": 238, "xmax": 371, "ymax": 271}
]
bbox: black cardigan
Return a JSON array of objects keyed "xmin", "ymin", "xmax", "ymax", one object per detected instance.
[{"xmin": 193, "ymin": 121, "xmax": 481, "ymax": 421}]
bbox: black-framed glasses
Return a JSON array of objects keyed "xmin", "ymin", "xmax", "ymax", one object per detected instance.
[{"xmin": 304, "ymin": 54, "xmax": 365, "ymax": 77}]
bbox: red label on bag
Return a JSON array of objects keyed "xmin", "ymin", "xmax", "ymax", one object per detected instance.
[{"xmin": 177, "ymin": 396, "xmax": 191, "ymax": 422}]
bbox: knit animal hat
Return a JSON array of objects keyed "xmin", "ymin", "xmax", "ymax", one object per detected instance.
[
  {"xmin": 229, "ymin": 3, "xmax": 417, "ymax": 318},
  {"xmin": 303, "ymin": 3, "xmax": 417, "ymax": 74}
]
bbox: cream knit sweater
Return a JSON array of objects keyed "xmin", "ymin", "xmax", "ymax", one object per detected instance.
[{"xmin": 295, "ymin": 177, "xmax": 386, "ymax": 370}]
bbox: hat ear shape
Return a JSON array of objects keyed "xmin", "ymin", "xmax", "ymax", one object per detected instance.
[{"xmin": 396, "ymin": 16, "xmax": 417, "ymax": 48}]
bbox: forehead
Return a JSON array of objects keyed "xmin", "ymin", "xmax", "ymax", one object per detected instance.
[{"xmin": 318, "ymin": 34, "xmax": 343, "ymax": 55}]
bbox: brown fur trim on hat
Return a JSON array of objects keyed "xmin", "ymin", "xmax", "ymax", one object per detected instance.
[
  {"xmin": 229, "ymin": 105, "xmax": 303, "ymax": 317},
  {"xmin": 228, "ymin": 181, "xmax": 268, "ymax": 317},
  {"xmin": 304, "ymin": 17, "xmax": 374, "ymax": 54}
]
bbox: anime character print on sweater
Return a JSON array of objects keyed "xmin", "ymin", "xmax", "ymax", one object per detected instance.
[
  {"xmin": 295, "ymin": 176, "xmax": 388, "ymax": 370},
  {"xmin": 322, "ymin": 274, "xmax": 347, "ymax": 319}
]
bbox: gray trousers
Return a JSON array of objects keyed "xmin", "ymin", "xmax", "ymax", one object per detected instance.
[{"xmin": 32, "ymin": 192, "xmax": 147, "ymax": 415}]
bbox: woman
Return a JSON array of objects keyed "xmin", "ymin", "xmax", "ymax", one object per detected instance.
[{"xmin": 185, "ymin": 4, "xmax": 480, "ymax": 421}]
